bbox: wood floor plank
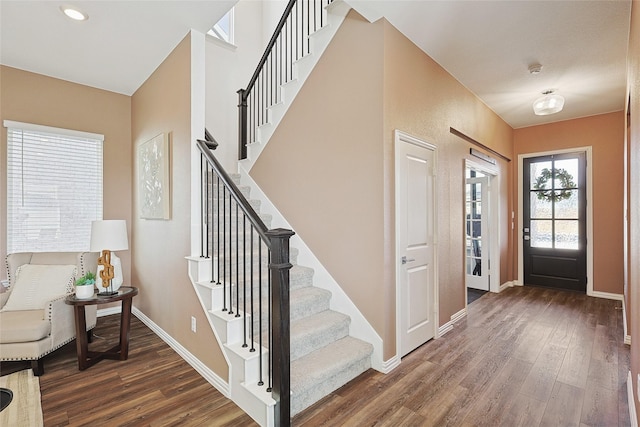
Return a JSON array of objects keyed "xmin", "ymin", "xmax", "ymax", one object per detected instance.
[
  {"xmin": 556, "ymin": 313, "xmax": 597, "ymax": 388},
  {"xmin": 540, "ymin": 381, "xmax": 585, "ymax": 427},
  {"xmin": 461, "ymin": 357, "xmax": 533, "ymax": 426},
  {"xmin": 581, "ymin": 379, "xmax": 619, "ymax": 426},
  {"xmin": 499, "ymin": 392, "xmax": 547, "ymax": 427},
  {"xmin": 519, "ymin": 340, "xmax": 567, "ymax": 401}
]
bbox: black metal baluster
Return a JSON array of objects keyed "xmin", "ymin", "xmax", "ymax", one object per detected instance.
[
  {"xmin": 214, "ymin": 169, "xmax": 220, "ymax": 283},
  {"xmin": 307, "ymin": 0, "xmax": 311, "ymax": 54},
  {"xmin": 235, "ymin": 201, "xmax": 240, "ymax": 318},
  {"xmin": 228, "ymin": 190, "xmax": 234, "ymax": 315},
  {"xmin": 250, "ymin": 226, "xmax": 255, "ymax": 353},
  {"xmin": 200, "ymin": 154, "xmax": 205, "ymax": 258},
  {"xmin": 258, "ymin": 239, "xmax": 264, "ymax": 386},
  {"xmin": 242, "ymin": 215, "xmax": 248, "ymax": 348},
  {"xmin": 217, "ymin": 175, "xmax": 221, "ymax": 285},
  {"xmin": 267, "ymin": 249, "xmax": 272, "ymax": 392},
  {"xmin": 222, "ymin": 185, "xmax": 227, "ymax": 311}
]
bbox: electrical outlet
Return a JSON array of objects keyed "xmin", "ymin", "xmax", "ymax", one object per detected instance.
[{"xmin": 191, "ymin": 316, "xmax": 197, "ymax": 333}]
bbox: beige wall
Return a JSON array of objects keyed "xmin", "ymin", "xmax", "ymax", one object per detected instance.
[
  {"xmin": 131, "ymin": 33, "xmax": 228, "ymax": 378},
  {"xmin": 627, "ymin": 0, "xmax": 640, "ymax": 422},
  {"xmin": 513, "ymin": 112, "xmax": 625, "ymax": 295},
  {"xmin": 250, "ymin": 11, "xmax": 514, "ymax": 360},
  {"xmin": 0, "ymin": 65, "xmax": 132, "ymax": 283}
]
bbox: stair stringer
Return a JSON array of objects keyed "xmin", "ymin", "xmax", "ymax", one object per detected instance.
[
  {"xmin": 237, "ymin": 166, "xmax": 390, "ymax": 374},
  {"xmin": 186, "ymin": 257, "xmax": 276, "ymax": 427},
  {"xmin": 242, "ymin": 0, "xmax": 352, "ymax": 171}
]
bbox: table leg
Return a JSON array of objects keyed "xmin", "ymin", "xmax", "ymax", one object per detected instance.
[
  {"xmin": 73, "ymin": 306, "xmax": 89, "ymax": 370},
  {"xmin": 119, "ymin": 298, "xmax": 133, "ymax": 360}
]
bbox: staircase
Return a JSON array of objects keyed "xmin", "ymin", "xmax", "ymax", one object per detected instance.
[
  {"xmin": 188, "ymin": 164, "xmax": 372, "ymax": 425},
  {"xmin": 188, "ymin": 1, "xmax": 379, "ymax": 425}
]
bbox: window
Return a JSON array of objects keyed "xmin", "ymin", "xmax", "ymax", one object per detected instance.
[
  {"xmin": 208, "ymin": 8, "xmax": 234, "ymax": 44},
  {"xmin": 4, "ymin": 121, "xmax": 103, "ymax": 253}
]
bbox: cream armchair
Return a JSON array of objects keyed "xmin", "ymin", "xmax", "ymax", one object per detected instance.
[{"xmin": 0, "ymin": 252, "xmax": 98, "ymax": 375}]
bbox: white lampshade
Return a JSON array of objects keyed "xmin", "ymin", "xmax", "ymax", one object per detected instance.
[
  {"xmin": 533, "ymin": 91, "xmax": 565, "ymax": 116},
  {"xmin": 90, "ymin": 220, "xmax": 129, "ymax": 252}
]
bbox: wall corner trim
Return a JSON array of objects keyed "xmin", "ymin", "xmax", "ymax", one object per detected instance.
[
  {"xmin": 379, "ymin": 355, "xmax": 401, "ymax": 374},
  {"xmin": 623, "ymin": 299, "xmax": 632, "ymax": 345},
  {"xmin": 132, "ymin": 307, "xmax": 230, "ymax": 397},
  {"xmin": 438, "ymin": 308, "xmax": 467, "ymax": 337}
]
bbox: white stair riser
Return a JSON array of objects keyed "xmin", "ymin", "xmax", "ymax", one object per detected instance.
[{"xmin": 226, "ymin": 343, "xmax": 270, "ymax": 386}]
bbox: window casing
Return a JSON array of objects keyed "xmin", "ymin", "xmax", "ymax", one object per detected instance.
[
  {"xmin": 208, "ymin": 8, "xmax": 234, "ymax": 44},
  {"xmin": 4, "ymin": 121, "xmax": 103, "ymax": 253}
]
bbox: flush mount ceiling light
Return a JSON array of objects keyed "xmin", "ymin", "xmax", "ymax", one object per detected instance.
[
  {"xmin": 528, "ymin": 63, "xmax": 543, "ymax": 75},
  {"xmin": 533, "ymin": 89, "xmax": 565, "ymax": 116},
  {"xmin": 60, "ymin": 5, "xmax": 88, "ymax": 21}
]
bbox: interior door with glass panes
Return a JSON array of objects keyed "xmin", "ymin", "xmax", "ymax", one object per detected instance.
[
  {"xmin": 523, "ymin": 152, "xmax": 587, "ymax": 292},
  {"xmin": 466, "ymin": 172, "xmax": 489, "ymax": 291}
]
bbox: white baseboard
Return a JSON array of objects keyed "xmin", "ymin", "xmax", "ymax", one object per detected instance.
[
  {"xmin": 438, "ymin": 308, "xmax": 467, "ymax": 337},
  {"xmin": 500, "ymin": 281, "xmax": 517, "ymax": 292},
  {"xmin": 589, "ymin": 290, "xmax": 624, "ymax": 301},
  {"xmin": 132, "ymin": 307, "xmax": 230, "ymax": 398},
  {"xmin": 628, "ymin": 370, "xmax": 638, "ymax": 427}
]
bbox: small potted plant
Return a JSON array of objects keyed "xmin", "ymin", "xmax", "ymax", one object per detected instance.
[{"xmin": 75, "ymin": 272, "xmax": 96, "ymax": 299}]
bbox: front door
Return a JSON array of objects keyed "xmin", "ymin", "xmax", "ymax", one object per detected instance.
[
  {"xmin": 465, "ymin": 173, "xmax": 489, "ymax": 291},
  {"xmin": 523, "ymin": 152, "xmax": 587, "ymax": 292},
  {"xmin": 396, "ymin": 136, "xmax": 436, "ymax": 356}
]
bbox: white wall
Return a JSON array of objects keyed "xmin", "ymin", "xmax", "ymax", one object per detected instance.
[
  {"xmin": 205, "ymin": 0, "xmax": 266, "ymax": 170},
  {"xmin": 262, "ymin": 0, "xmax": 288, "ymax": 44}
]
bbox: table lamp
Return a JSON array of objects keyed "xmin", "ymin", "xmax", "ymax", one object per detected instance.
[{"xmin": 90, "ymin": 220, "xmax": 128, "ymax": 296}]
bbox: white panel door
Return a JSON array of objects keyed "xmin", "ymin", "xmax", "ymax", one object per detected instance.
[{"xmin": 397, "ymin": 139, "xmax": 435, "ymax": 356}]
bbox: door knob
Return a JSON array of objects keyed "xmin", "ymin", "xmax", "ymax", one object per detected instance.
[{"xmin": 401, "ymin": 256, "xmax": 415, "ymax": 264}]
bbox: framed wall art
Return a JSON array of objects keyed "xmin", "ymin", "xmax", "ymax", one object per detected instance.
[{"xmin": 138, "ymin": 133, "xmax": 171, "ymax": 219}]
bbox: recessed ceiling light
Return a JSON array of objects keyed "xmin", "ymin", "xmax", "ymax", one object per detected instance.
[{"xmin": 60, "ymin": 5, "xmax": 88, "ymax": 21}]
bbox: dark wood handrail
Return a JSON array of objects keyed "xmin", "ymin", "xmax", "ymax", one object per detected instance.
[{"xmin": 196, "ymin": 139, "xmax": 271, "ymax": 248}]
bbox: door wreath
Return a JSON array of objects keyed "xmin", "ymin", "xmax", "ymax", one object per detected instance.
[{"xmin": 533, "ymin": 168, "xmax": 576, "ymax": 202}]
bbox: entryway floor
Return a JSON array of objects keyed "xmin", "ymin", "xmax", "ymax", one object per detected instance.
[{"xmin": 467, "ymin": 288, "xmax": 488, "ymax": 305}]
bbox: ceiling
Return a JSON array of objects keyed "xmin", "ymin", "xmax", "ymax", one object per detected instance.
[
  {"xmin": 0, "ymin": 1, "xmax": 236, "ymax": 95},
  {"xmin": 0, "ymin": 0, "xmax": 632, "ymax": 129}
]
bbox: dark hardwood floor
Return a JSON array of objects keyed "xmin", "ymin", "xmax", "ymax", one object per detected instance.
[{"xmin": 1, "ymin": 285, "xmax": 630, "ymax": 426}]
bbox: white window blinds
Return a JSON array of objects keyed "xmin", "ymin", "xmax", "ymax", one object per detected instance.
[{"xmin": 4, "ymin": 120, "xmax": 103, "ymax": 253}]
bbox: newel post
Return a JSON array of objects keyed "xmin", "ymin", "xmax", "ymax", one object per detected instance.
[
  {"xmin": 237, "ymin": 89, "xmax": 248, "ymax": 160},
  {"xmin": 266, "ymin": 228, "xmax": 295, "ymax": 427}
]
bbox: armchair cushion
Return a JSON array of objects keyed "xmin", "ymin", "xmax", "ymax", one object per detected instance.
[
  {"xmin": 0, "ymin": 310, "xmax": 50, "ymax": 343},
  {"xmin": 1, "ymin": 264, "xmax": 76, "ymax": 311}
]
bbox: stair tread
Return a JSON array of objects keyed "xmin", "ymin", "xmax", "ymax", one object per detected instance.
[
  {"xmin": 290, "ymin": 336, "xmax": 373, "ymax": 391},
  {"xmin": 291, "ymin": 310, "xmax": 349, "ymax": 338}
]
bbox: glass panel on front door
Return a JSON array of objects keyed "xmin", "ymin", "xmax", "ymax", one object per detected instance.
[{"xmin": 528, "ymin": 158, "xmax": 579, "ymax": 250}]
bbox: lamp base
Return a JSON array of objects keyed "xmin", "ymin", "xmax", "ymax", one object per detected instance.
[{"xmin": 97, "ymin": 291, "xmax": 118, "ymax": 297}]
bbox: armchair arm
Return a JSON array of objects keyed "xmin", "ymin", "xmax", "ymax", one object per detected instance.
[
  {"xmin": 46, "ymin": 295, "xmax": 77, "ymax": 347},
  {"xmin": 0, "ymin": 290, "xmax": 10, "ymax": 309},
  {"xmin": 45, "ymin": 294, "xmax": 98, "ymax": 347}
]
